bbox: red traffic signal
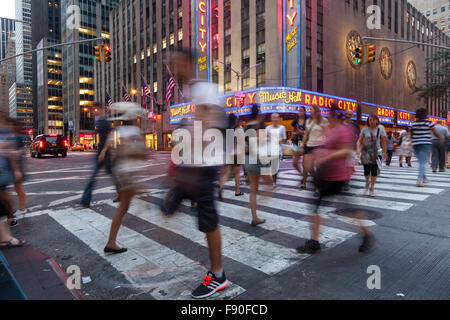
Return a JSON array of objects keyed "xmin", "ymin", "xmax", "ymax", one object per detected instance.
[
  {"xmin": 152, "ymin": 115, "xmax": 157, "ymax": 121},
  {"xmin": 28, "ymin": 129, "xmax": 33, "ymax": 135},
  {"xmin": 104, "ymin": 45, "xmax": 111, "ymax": 52}
]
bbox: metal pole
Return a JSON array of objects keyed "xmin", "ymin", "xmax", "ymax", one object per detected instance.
[
  {"xmin": 0, "ymin": 37, "xmax": 105, "ymax": 63},
  {"xmin": 152, "ymin": 99, "xmax": 156, "ymax": 151},
  {"xmin": 362, "ymin": 36, "xmax": 450, "ymax": 50}
]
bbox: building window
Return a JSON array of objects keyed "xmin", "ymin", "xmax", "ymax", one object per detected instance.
[{"xmin": 153, "ymin": 81, "xmax": 158, "ymax": 93}]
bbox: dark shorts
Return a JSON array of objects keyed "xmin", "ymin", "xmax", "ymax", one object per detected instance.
[
  {"xmin": 304, "ymin": 146, "xmax": 316, "ymax": 155},
  {"xmin": 315, "ymin": 180, "xmax": 346, "ymax": 212},
  {"xmin": 363, "ymin": 164, "xmax": 379, "ymax": 177},
  {"xmin": 167, "ymin": 166, "xmax": 220, "ymax": 233}
]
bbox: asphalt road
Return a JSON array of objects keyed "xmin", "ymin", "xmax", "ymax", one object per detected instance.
[{"xmin": 6, "ymin": 151, "xmax": 450, "ymax": 300}]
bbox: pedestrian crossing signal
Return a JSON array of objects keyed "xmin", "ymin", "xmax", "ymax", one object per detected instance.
[
  {"xmin": 365, "ymin": 45, "xmax": 376, "ymax": 63},
  {"xmin": 104, "ymin": 45, "xmax": 112, "ymax": 62},
  {"xmin": 94, "ymin": 45, "xmax": 102, "ymax": 62}
]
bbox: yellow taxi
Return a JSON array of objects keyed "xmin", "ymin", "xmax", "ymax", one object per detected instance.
[{"xmin": 72, "ymin": 143, "xmax": 85, "ymax": 152}]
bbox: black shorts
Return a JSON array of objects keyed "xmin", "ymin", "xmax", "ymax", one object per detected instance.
[
  {"xmin": 363, "ymin": 164, "xmax": 379, "ymax": 177},
  {"xmin": 168, "ymin": 166, "xmax": 220, "ymax": 233},
  {"xmin": 315, "ymin": 180, "xmax": 346, "ymax": 212},
  {"xmin": 304, "ymin": 146, "xmax": 316, "ymax": 155}
]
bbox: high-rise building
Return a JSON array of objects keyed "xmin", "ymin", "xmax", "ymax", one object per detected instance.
[
  {"xmin": 32, "ymin": 0, "xmax": 63, "ymax": 135},
  {"xmin": 61, "ymin": 0, "xmax": 119, "ymax": 145},
  {"xmin": 10, "ymin": 0, "xmax": 33, "ymax": 129},
  {"xmin": 0, "ymin": 38, "xmax": 16, "ymax": 115},
  {"xmin": 0, "ymin": 18, "xmax": 15, "ymax": 63},
  {"xmin": 409, "ymin": 0, "xmax": 450, "ymax": 37}
]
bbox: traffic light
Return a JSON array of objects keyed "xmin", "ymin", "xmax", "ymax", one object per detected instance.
[
  {"xmin": 94, "ymin": 45, "xmax": 102, "ymax": 62},
  {"xmin": 353, "ymin": 47, "xmax": 363, "ymax": 65},
  {"xmin": 104, "ymin": 44, "xmax": 112, "ymax": 62},
  {"xmin": 365, "ymin": 45, "xmax": 376, "ymax": 63},
  {"xmin": 152, "ymin": 114, "xmax": 157, "ymax": 122}
]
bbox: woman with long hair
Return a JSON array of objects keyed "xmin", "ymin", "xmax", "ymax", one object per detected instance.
[
  {"xmin": 357, "ymin": 114, "xmax": 387, "ymax": 197},
  {"xmin": 291, "ymin": 107, "xmax": 308, "ymax": 180},
  {"xmin": 244, "ymin": 105, "xmax": 272, "ymax": 226},
  {"xmin": 301, "ymin": 105, "xmax": 329, "ymax": 197},
  {"xmin": 410, "ymin": 108, "xmax": 444, "ymax": 187}
]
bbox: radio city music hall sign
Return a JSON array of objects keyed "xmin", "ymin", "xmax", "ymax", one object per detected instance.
[
  {"xmin": 285, "ymin": 0, "xmax": 298, "ymax": 52},
  {"xmin": 197, "ymin": 0, "xmax": 209, "ymax": 75}
]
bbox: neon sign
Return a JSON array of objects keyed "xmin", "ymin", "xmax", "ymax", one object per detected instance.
[
  {"xmin": 286, "ymin": 0, "xmax": 298, "ymax": 26},
  {"xmin": 377, "ymin": 107, "xmax": 395, "ymax": 118},
  {"xmin": 397, "ymin": 109, "xmax": 415, "ymax": 126},
  {"xmin": 196, "ymin": 0, "xmax": 210, "ymax": 79},
  {"xmin": 362, "ymin": 102, "xmax": 395, "ymax": 125},
  {"xmin": 428, "ymin": 116, "xmax": 447, "ymax": 126}
]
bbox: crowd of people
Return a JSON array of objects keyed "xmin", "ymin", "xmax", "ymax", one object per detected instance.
[{"xmin": 1, "ymin": 48, "xmax": 450, "ymax": 300}]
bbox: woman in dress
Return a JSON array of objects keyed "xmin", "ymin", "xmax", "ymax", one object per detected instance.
[{"xmin": 399, "ymin": 127, "xmax": 413, "ymax": 167}]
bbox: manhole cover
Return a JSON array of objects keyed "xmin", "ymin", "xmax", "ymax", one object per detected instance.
[{"xmin": 332, "ymin": 208, "xmax": 383, "ymax": 220}]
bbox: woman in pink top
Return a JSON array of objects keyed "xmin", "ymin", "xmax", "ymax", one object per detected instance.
[{"xmin": 296, "ymin": 106, "xmax": 374, "ymax": 255}]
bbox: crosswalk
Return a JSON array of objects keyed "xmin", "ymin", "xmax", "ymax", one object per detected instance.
[{"xmin": 18, "ymin": 158, "xmax": 449, "ymax": 300}]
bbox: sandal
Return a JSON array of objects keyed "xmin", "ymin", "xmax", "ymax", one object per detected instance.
[
  {"xmin": 0, "ymin": 238, "xmax": 26, "ymax": 249},
  {"xmin": 9, "ymin": 219, "xmax": 18, "ymax": 227},
  {"xmin": 104, "ymin": 247, "xmax": 128, "ymax": 254},
  {"xmin": 251, "ymin": 219, "xmax": 266, "ymax": 227},
  {"xmin": 235, "ymin": 192, "xmax": 244, "ymax": 197}
]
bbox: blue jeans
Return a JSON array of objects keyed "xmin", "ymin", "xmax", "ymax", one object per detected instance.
[
  {"xmin": 413, "ymin": 144, "xmax": 431, "ymax": 182},
  {"xmin": 81, "ymin": 152, "xmax": 113, "ymax": 206}
]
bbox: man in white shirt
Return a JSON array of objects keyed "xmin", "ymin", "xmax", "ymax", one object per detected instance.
[
  {"xmin": 431, "ymin": 124, "xmax": 450, "ymax": 172},
  {"xmin": 266, "ymin": 113, "xmax": 287, "ymax": 185}
]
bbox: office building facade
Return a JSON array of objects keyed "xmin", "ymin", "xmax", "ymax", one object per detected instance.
[
  {"xmin": 0, "ymin": 18, "xmax": 15, "ymax": 63},
  {"xmin": 61, "ymin": 0, "xmax": 119, "ymax": 145},
  {"xmin": 409, "ymin": 0, "xmax": 450, "ymax": 37},
  {"xmin": 0, "ymin": 38, "xmax": 16, "ymax": 115}
]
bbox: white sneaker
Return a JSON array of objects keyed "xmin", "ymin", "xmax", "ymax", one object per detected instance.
[
  {"xmin": 15, "ymin": 209, "xmax": 27, "ymax": 216},
  {"xmin": 370, "ymin": 189, "xmax": 375, "ymax": 197}
]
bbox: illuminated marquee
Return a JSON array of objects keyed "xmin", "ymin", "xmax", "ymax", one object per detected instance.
[
  {"xmin": 170, "ymin": 87, "xmax": 357, "ymax": 124},
  {"xmin": 196, "ymin": 0, "xmax": 210, "ymax": 79},
  {"xmin": 428, "ymin": 116, "xmax": 447, "ymax": 126},
  {"xmin": 362, "ymin": 102, "xmax": 395, "ymax": 125},
  {"xmin": 397, "ymin": 109, "xmax": 415, "ymax": 126}
]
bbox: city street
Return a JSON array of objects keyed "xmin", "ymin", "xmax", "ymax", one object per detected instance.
[{"xmin": 6, "ymin": 151, "xmax": 450, "ymax": 300}]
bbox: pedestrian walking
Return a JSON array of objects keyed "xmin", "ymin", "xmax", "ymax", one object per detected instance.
[
  {"xmin": 218, "ymin": 113, "xmax": 244, "ymax": 200},
  {"xmin": 399, "ymin": 127, "xmax": 413, "ymax": 167},
  {"xmin": 296, "ymin": 106, "xmax": 374, "ymax": 254},
  {"xmin": 342, "ymin": 109, "xmax": 360, "ymax": 191},
  {"xmin": 81, "ymin": 105, "xmax": 115, "ymax": 208},
  {"xmin": 291, "ymin": 107, "xmax": 307, "ymax": 178},
  {"xmin": 301, "ymin": 105, "xmax": 329, "ymax": 197},
  {"xmin": 244, "ymin": 104, "xmax": 273, "ymax": 227},
  {"xmin": 266, "ymin": 113, "xmax": 287, "ymax": 186},
  {"xmin": 357, "ymin": 114, "xmax": 387, "ymax": 197},
  {"xmin": 99, "ymin": 103, "xmax": 148, "ymax": 254},
  {"xmin": 0, "ymin": 114, "xmax": 25, "ymax": 247},
  {"xmin": 164, "ymin": 49, "xmax": 229, "ymax": 299},
  {"xmin": 411, "ymin": 108, "xmax": 445, "ymax": 187},
  {"xmin": 431, "ymin": 123, "xmax": 450, "ymax": 173},
  {"xmin": 447, "ymin": 123, "xmax": 450, "ymax": 169},
  {"xmin": 10, "ymin": 119, "xmax": 27, "ymax": 217},
  {"xmin": 386, "ymin": 131, "xmax": 397, "ymax": 166}
]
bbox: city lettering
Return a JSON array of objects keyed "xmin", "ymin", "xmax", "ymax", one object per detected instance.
[{"xmin": 198, "ymin": 1, "xmax": 207, "ymax": 54}]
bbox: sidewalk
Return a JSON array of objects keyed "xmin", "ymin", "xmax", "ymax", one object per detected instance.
[{"xmin": 0, "ymin": 247, "xmax": 86, "ymax": 300}]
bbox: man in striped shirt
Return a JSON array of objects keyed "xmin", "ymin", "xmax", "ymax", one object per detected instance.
[{"xmin": 411, "ymin": 108, "xmax": 445, "ymax": 187}]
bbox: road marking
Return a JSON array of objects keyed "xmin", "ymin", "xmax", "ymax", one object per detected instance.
[
  {"xmin": 47, "ymin": 207, "xmax": 245, "ymax": 300},
  {"xmin": 150, "ymin": 192, "xmax": 356, "ymax": 248},
  {"xmin": 273, "ymin": 178, "xmax": 429, "ymax": 201},
  {"xmin": 107, "ymin": 198, "xmax": 301, "ymax": 276}
]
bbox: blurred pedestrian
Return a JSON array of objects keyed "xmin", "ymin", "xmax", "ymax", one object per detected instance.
[
  {"xmin": 219, "ymin": 113, "xmax": 244, "ymax": 200},
  {"xmin": 301, "ymin": 105, "xmax": 329, "ymax": 197},
  {"xmin": 291, "ymin": 107, "xmax": 307, "ymax": 179},
  {"xmin": 0, "ymin": 114, "xmax": 25, "ymax": 246},
  {"xmin": 164, "ymin": 49, "xmax": 229, "ymax": 299},
  {"xmin": 431, "ymin": 123, "xmax": 449, "ymax": 173},
  {"xmin": 266, "ymin": 113, "xmax": 287, "ymax": 186},
  {"xmin": 386, "ymin": 131, "xmax": 397, "ymax": 166},
  {"xmin": 411, "ymin": 108, "xmax": 444, "ymax": 187},
  {"xmin": 399, "ymin": 127, "xmax": 413, "ymax": 167},
  {"xmin": 447, "ymin": 123, "xmax": 450, "ymax": 169},
  {"xmin": 81, "ymin": 105, "xmax": 115, "ymax": 208},
  {"xmin": 244, "ymin": 104, "xmax": 272, "ymax": 227},
  {"xmin": 10, "ymin": 119, "xmax": 27, "ymax": 217},
  {"xmin": 296, "ymin": 106, "xmax": 373, "ymax": 254},
  {"xmin": 357, "ymin": 114, "xmax": 387, "ymax": 197},
  {"xmin": 99, "ymin": 103, "xmax": 147, "ymax": 254}
]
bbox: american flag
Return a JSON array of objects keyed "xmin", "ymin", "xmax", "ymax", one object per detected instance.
[
  {"xmin": 122, "ymin": 86, "xmax": 131, "ymax": 102},
  {"xmin": 166, "ymin": 77, "xmax": 176, "ymax": 107},
  {"xmin": 142, "ymin": 76, "xmax": 151, "ymax": 97},
  {"xmin": 105, "ymin": 92, "xmax": 113, "ymax": 112}
]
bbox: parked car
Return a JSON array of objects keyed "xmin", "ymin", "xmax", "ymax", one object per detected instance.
[
  {"xmin": 30, "ymin": 135, "xmax": 68, "ymax": 158},
  {"xmin": 72, "ymin": 143, "xmax": 85, "ymax": 152}
]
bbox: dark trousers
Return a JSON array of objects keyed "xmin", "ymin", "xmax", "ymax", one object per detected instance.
[
  {"xmin": 431, "ymin": 140, "xmax": 446, "ymax": 171},
  {"xmin": 386, "ymin": 150, "xmax": 394, "ymax": 166},
  {"xmin": 81, "ymin": 152, "xmax": 112, "ymax": 206}
]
